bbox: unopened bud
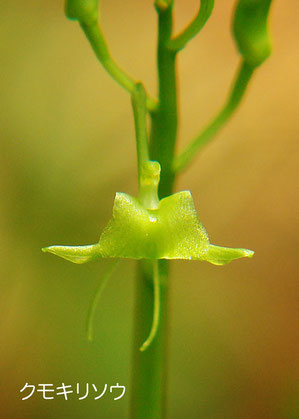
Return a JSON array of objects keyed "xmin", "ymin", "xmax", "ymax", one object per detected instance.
[{"xmin": 65, "ymin": 0, "xmax": 98, "ymax": 26}]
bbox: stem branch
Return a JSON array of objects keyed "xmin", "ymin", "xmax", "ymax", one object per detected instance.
[
  {"xmin": 173, "ymin": 60, "xmax": 254, "ymax": 173},
  {"xmin": 168, "ymin": 0, "xmax": 214, "ymax": 52},
  {"xmin": 131, "ymin": 83, "xmax": 150, "ymax": 190},
  {"xmin": 80, "ymin": 22, "xmax": 158, "ymax": 112}
]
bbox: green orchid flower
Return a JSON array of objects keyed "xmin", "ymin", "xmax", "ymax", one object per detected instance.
[
  {"xmin": 42, "ymin": 161, "xmax": 253, "ymax": 266},
  {"xmin": 43, "ymin": 161, "xmax": 253, "ymax": 351}
]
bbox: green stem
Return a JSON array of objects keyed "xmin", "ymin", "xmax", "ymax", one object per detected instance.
[
  {"xmin": 150, "ymin": 3, "xmax": 177, "ymax": 198},
  {"xmin": 173, "ymin": 60, "xmax": 254, "ymax": 173},
  {"xmin": 131, "ymin": 260, "xmax": 169, "ymax": 419},
  {"xmin": 80, "ymin": 22, "xmax": 158, "ymax": 112},
  {"xmin": 131, "ymin": 3, "xmax": 178, "ymax": 418}
]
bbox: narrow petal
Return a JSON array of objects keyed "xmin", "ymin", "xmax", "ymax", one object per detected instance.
[
  {"xmin": 42, "ymin": 244, "xmax": 101, "ymax": 264},
  {"xmin": 204, "ymin": 244, "xmax": 254, "ymax": 265}
]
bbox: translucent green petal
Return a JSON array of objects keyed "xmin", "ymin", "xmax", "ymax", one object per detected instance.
[
  {"xmin": 157, "ymin": 191, "xmax": 209, "ymax": 259},
  {"xmin": 98, "ymin": 193, "xmax": 155, "ymax": 258},
  {"xmin": 42, "ymin": 244, "xmax": 101, "ymax": 264},
  {"xmin": 233, "ymin": 0, "xmax": 273, "ymax": 67},
  {"xmin": 97, "ymin": 191, "xmax": 209, "ymax": 259},
  {"xmin": 204, "ymin": 244, "xmax": 254, "ymax": 266}
]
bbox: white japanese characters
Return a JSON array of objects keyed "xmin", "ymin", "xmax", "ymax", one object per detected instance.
[{"xmin": 20, "ymin": 382, "xmax": 126, "ymax": 401}]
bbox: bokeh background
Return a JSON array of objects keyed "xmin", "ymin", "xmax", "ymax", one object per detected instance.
[{"xmin": 1, "ymin": 0, "xmax": 298, "ymax": 418}]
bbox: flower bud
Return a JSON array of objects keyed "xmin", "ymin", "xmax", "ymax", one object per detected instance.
[
  {"xmin": 233, "ymin": 0, "xmax": 273, "ymax": 67},
  {"xmin": 65, "ymin": 0, "xmax": 98, "ymax": 26}
]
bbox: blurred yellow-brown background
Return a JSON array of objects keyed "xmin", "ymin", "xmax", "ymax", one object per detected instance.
[{"xmin": 0, "ymin": 1, "xmax": 298, "ymax": 418}]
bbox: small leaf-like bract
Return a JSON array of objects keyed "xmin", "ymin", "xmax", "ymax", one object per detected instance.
[
  {"xmin": 233, "ymin": 0, "xmax": 273, "ymax": 67},
  {"xmin": 43, "ymin": 190, "xmax": 254, "ymax": 265},
  {"xmin": 65, "ymin": 0, "xmax": 98, "ymax": 26}
]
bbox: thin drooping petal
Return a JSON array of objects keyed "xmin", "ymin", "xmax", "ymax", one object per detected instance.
[
  {"xmin": 42, "ymin": 244, "xmax": 101, "ymax": 264},
  {"xmin": 203, "ymin": 244, "xmax": 254, "ymax": 265}
]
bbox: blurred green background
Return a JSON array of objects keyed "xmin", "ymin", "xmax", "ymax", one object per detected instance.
[{"xmin": 1, "ymin": 1, "xmax": 298, "ymax": 418}]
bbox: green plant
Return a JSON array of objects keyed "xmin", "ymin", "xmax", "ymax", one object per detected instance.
[{"xmin": 43, "ymin": 1, "xmax": 273, "ymax": 417}]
